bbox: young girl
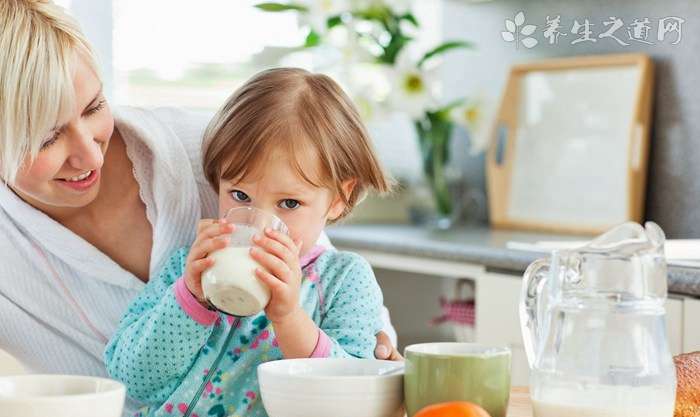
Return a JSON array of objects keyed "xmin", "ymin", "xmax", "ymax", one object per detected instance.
[{"xmin": 104, "ymin": 68, "xmax": 393, "ymax": 417}]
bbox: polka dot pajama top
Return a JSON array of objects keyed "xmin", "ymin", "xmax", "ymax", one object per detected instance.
[{"xmin": 104, "ymin": 245, "xmax": 384, "ymax": 417}]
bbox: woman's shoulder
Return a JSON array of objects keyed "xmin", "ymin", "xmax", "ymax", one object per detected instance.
[
  {"xmin": 114, "ymin": 106, "xmax": 213, "ymax": 151},
  {"xmin": 114, "ymin": 106, "xmax": 219, "ymax": 217}
]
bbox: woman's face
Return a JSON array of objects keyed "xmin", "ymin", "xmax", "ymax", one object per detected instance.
[{"xmin": 11, "ymin": 57, "xmax": 114, "ymax": 214}]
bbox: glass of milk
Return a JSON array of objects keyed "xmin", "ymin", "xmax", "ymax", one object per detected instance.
[{"xmin": 201, "ymin": 207, "xmax": 288, "ymax": 316}]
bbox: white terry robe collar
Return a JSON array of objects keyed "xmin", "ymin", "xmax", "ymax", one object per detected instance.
[{"xmin": 0, "ymin": 106, "xmax": 202, "ymax": 291}]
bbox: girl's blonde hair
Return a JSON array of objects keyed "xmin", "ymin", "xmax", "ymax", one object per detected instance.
[
  {"xmin": 202, "ymin": 67, "xmax": 392, "ymax": 221},
  {"xmin": 0, "ymin": 0, "xmax": 98, "ymax": 184}
]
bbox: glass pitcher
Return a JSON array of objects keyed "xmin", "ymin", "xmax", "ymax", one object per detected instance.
[{"xmin": 520, "ymin": 222, "xmax": 676, "ymax": 417}]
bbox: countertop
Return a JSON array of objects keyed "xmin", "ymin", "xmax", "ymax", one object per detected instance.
[{"xmin": 326, "ymin": 224, "xmax": 700, "ymax": 298}]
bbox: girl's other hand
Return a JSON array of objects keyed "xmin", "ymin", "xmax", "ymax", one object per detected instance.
[
  {"xmin": 374, "ymin": 331, "xmax": 403, "ymax": 361},
  {"xmin": 250, "ymin": 228, "xmax": 303, "ymax": 324}
]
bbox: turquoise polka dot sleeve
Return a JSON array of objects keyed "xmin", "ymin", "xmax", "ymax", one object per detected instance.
[
  {"xmin": 313, "ymin": 251, "xmax": 384, "ymax": 359},
  {"xmin": 104, "ymin": 247, "xmax": 216, "ymax": 405}
]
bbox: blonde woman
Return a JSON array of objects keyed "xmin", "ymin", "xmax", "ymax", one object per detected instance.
[{"xmin": 0, "ymin": 1, "xmax": 399, "ymax": 415}]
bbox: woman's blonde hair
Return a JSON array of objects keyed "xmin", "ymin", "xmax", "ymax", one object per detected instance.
[
  {"xmin": 0, "ymin": 0, "xmax": 98, "ymax": 184},
  {"xmin": 202, "ymin": 68, "xmax": 393, "ymax": 222}
]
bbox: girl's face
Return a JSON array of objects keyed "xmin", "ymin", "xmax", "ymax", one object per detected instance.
[
  {"xmin": 218, "ymin": 147, "xmax": 351, "ymax": 256},
  {"xmin": 10, "ymin": 57, "xmax": 113, "ymax": 216}
]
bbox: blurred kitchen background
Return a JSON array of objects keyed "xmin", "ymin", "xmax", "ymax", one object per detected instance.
[{"xmin": 59, "ymin": 0, "xmax": 700, "ymax": 386}]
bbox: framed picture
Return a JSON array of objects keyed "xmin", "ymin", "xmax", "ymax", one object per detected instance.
[{"xmin": 487, "ymin": 53, "xmax": 654, "ymax": 235}]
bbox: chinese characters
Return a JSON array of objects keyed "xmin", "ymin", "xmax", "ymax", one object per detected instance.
[{"xmin": 503, "ymin": 11, "xmax": 685, "ymax": 49}]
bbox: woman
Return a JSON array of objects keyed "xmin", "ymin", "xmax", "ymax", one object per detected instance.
[{"xmin": 0, "ymin": 1, "xmax": 399, "ymax": 415}]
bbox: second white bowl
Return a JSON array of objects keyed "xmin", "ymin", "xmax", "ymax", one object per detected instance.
[{"xmin": 258, "ymin": 358, "xmax": 404, "ymax": 417}]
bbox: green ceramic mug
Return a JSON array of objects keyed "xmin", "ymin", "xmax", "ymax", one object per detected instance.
[{"xmin": 404, "ymin": 343, "xmax": 511, "ymax": 417}]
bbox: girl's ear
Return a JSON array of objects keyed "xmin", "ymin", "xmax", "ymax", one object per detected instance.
[{"xmin": 327, "ymin": 179, "xmax": 357, "ymax": 221}]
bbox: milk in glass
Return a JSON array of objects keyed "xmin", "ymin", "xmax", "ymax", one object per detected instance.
[{"xmin": 202, "ymin": 225, "xmax": 271, "ymax": 316}]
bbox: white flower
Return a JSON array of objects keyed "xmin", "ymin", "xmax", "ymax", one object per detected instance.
[
  {"xmin": 386, "ymin": 48, "xmax": 437, "ymax": 119},
  {"xmin": 326, "ymin": 25, "xmax": 374, "ymax": 65},
  {"xmin": 298, "ymin": 0, "xmax": 352, "ymax": 34},
  {"xmin": 352, "ymin": 86, "xmax": 381, "ymax": 121},
  {"xmin": 449, "ymin": 97, "xmax": 498, "ymax": 155}
]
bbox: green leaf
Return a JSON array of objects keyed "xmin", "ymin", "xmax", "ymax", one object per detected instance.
[
  {"xmin": 400, "ymin": 13, "xmax": 419, "ymax": 27},
  {"xmin": 304, "ymin": 30, "xmax": 321, "ymax": 47},
  {"xmin": 434, "ymin": 98, "xmax": 467, "ymax": 118},
  {"xmin": 254, "ymin": 2, "xmax": 308, "ymax": 12},
  {"xmin": 327, "ymin": 15, "xmax": 343, "ymax": 29},
  {"xmin": 378, "ymin": 33, "xmax": 412, "ymax": 65},
  {"xmin": 354, "ymin": 5, "xmax": 391, "ymax": 21},
  {"xmin": 417, "ymin": 40, "xmax": 473, "ymax": 68}
]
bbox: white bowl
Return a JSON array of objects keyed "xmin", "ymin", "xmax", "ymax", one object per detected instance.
[
  {"xmin": 258, "ymin": 359, "xmax": 404, "ymax": 417},
  {"xmin": 0, "ymin": 375, "xmax": 125, "ymax": 417}
]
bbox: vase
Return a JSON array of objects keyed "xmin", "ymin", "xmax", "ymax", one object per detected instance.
[{"xmin": 413, "ymin": 114, "xmax": 462, "ymax": 230}]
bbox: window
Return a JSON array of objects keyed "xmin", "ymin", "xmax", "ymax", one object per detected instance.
[
  {"xmin": 64, "ymin": 0, "xmax": 301, "ymax": 110},
  {"xmin": 60, "ymin": 0, "xmax": 441, "ymax": 179},
  {"xmin": 112, "ymin": 0, "xmax": 301, "ymax": 110}
]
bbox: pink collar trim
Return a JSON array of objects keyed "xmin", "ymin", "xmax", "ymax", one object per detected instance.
[{"xmin": 299, "ymin": 245, "xmax": 326, "ymax": 269}]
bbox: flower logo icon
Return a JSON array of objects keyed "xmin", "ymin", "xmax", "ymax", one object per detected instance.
[{"xmin": 502, "ymin": 11, "xmax": 538, "ymax": 49}]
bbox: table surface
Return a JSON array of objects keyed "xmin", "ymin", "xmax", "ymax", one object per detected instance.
[{"xmin": 507, "ymin": 386, "xmax": 532, "ymax": 417}]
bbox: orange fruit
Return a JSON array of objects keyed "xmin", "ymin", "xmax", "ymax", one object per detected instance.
[{"xmin": 414, "ymin": 401, "xmax": 491, "ymax": 417}]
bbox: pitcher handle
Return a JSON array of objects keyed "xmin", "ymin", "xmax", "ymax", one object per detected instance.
[{"xmin": 519, "ymin": 258, "xmax": 551, "ymax": 369}]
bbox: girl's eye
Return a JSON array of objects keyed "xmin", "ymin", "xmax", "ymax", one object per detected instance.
[
  {"xmin": 231, "ymin": 190, "xmax": 251, "ymax": 203},
  {"xmin": 279, "ymin": 199, "xmax": 300, "ymax": 210},
  {"xmin": 40, "ymin": 132, "xmax": 60, "ymax": 150}
]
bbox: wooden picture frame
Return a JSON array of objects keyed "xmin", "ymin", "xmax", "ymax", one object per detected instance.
[{"xmin": 486, "ymin": 53, "xmax": 654, "ymax": 235}]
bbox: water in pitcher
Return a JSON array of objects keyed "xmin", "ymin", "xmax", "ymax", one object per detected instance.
[
  {"xmin": 528, "ymin": 297, "xmax": 676, "ymax": 417},
  {"xmin": 533, "ymin": 385, "xmax": 675, "ymax": 417}
]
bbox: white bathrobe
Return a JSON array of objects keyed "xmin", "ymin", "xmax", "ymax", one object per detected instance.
[{"xmin": 0, "ymin": 106, "xmax": 218, "ymax": 414}]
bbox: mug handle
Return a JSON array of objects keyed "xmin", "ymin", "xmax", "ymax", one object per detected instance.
[{"xmin": 519, "ymin": 258, "xmax": 550, "ymax": 369}]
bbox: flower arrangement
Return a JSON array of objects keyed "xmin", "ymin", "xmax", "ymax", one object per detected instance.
[{"xmin": 256, "ymin": 0, "xmax": 491, "ymax": 227}]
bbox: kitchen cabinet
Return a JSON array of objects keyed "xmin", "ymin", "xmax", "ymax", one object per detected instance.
[
  {"xmin": 683, "ymin": 297, "xmax": 700, "ymax": 353},
  {"xmin": 475, "ymin": 272, "xmax": 530, "ymax": 386},
  {"xmin": 667, "ymin": 297, "xmax": 684, "ymax": 356}
]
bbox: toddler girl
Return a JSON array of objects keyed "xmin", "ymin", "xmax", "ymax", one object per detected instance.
[{"xmin": 104, "ymin": 67, "xmax": 392, "ymax": 417}]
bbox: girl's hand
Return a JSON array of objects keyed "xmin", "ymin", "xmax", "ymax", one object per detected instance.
[
  {"xmin": 374, "ymin": 332, "xmax": 403, "ymax": 361},
  {"xmin": 183, "ymin": 219, "xmax": 234, "ymax": 305},
  {"xmin": 250, "ymin": 228, "xmax": 303, "ymax": 324}
]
